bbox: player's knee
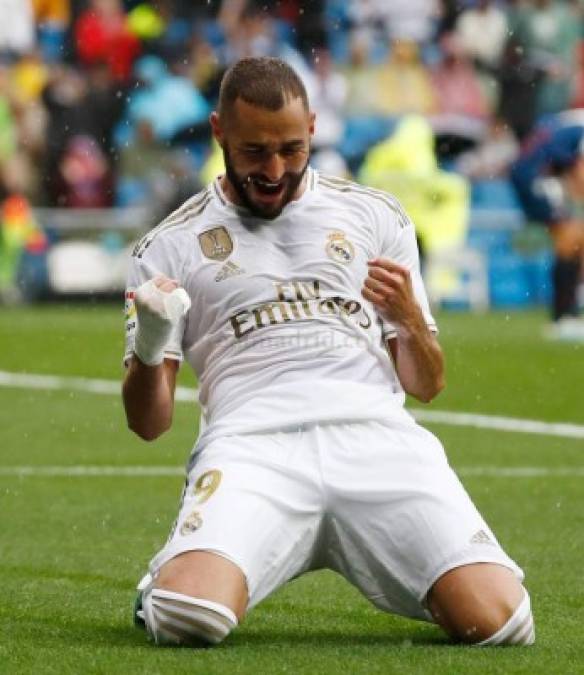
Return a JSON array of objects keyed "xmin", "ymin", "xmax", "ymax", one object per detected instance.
[
  {"xmin": 471, "ymin": 587, "xmax": 535, "ymax": 646},
  {"xmin": 142, "ymin": 588, "xmax": 238, "ymax": 647},
  {"xmin": 430, "ymin": 564, "xmax": 534, "ymax": 646}
]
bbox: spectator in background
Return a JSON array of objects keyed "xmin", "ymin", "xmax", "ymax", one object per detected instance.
[
  {"xmin": 341, "ymin": 31, "xmax": 385, "ymax": 115},
  {"xmin": 436, "ymin": 0, "xmax": 464, "ymax": 37},
  {"xmin": 220, "ymin": 2, "xmax": 279, "ymax": 61},
  {"xmin": 455, "ymin": 0, "xmax": 508, "ymax": 71},
  {"xmin": 41, "ymin": 62, "xmax": 124, "ymax": 205},
  {"xmin": 32, "ymin": 0, "xmax": 70, "ymax": 27},
  {"xmin": 118, "ymin": 117, "xmax": 168, "ymax": 199},
  {"xmin": 431, "ymin": 32, "xmax": 489, "ymax": 121},
  {"xmin": 381, "ymin": 0, "xmax": 439, "ymax": 45},
  {"xmin": 570, "ymin": 38, "xmax": 584, "ymax": 109},
  {"xmin": 118, "ymin": 115, "xmax": 202, "ymax": 215},
  {"xmin": 496, "ymin": 36, "xmax": 543, "ymax": 141},
  {"xmin": 126, "ymin": 2, "xmax": 167, "ymax": 45},
  {"xmin": 346, "ymin": 0, "xmax": 389, "ymax": 59},
  {"xmin": 0, "ymin": 0, "xmax": 36, "ymax": 59},
  {"xmin": 513, "ymin": 0, "xmax": 580, "ymax": 117},
  {"xmin": 0, "ymin": 62, "xmax": 46, "ymax": 203},
  {"xmin": 4, "ymin": 54, "xmax": 48, "ymax": 202},
  {"xmin": 188, "ymin": 36, "xmax": 225, "ymax": 104},
  {"xmin": 10, "ymin": 52, "xmax": 50, "ymax": 107},
  {"xmin": 82, "ymin": 60, "xmax": 127, "ymax": 160},
  {"xmin": 430, "ymin": 32, "xmax": 489, "ymax": 160},
  {"xmin": 455, "ymin": 117, "xmax": 520, "ymax": 180},
  {"xmin": 0, "ymin": 0, "xmax": 582, "ymax": 237},
  {"xmin": 359, "ymin": 114, "xmax": 470, "ymax": 264},
  {"xmin": 126, "ymin": 55, "xmax": 210, "ymax": 144},
  {"xmin": 0, "ymin": 67, "xmax": 18, "ymax": 166},
  {"xmin": 307, "ymin": 48, "xmax": 347, "ymax": 151},
  {"xmin": 342, "ymin": 32, "xmax": 437, "ymax": 118},
  {"xmin": 127, "ymin": 0, "xmax": 192, "ymax": 62},
  {"xmin": 374, "ymin": 39, "xmax": 436, "ymax": 117},
  {"xmin": 348, "ymin": 0, "xmax": 439, "ymax": 46},
  {"xmin": 511, "ymin": 111, "xmax": 584, "ymax": 339},
  {"xmin": 289, "ymin": 0, "xmax": 327, "ymax": 57},
  {"xmin": 54, "ymin": 134, "xmax": 114, "ymax": 207},
  {"xmin": 455, "ymin": 0, "xmax": 508, "ymax": 111},
  {"xmin": 0, "ymin": 193, "xmax": 47, "ymax": 302},
  {"xmin": 217, "ymin": 0, "xmax": 248, "ymax": 38},
  {"xmin": 32, "ymin": 0, "xmax": 71, "ymax": 62},
  {"xmin": 74, "ymin": 0, "xmax": 141, "ymax": 81}
]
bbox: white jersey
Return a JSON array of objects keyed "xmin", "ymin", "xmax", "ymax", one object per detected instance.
[{"xmin": 125, "ymin": 168, "xmax": 436, "ymax": 447}]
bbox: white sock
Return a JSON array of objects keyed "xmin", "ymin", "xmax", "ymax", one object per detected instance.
[
  {"xmin": 477, "ymin": 589, "xmax": 535, "ymax": 646},
  {"xmin": 143, "ymin": 588, "xmax": 238, "ymax": 646}
]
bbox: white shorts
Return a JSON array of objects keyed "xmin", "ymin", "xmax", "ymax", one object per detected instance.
[{"xmin": 147, "ymin": 419, "xmax": 523, "ymax": 622}]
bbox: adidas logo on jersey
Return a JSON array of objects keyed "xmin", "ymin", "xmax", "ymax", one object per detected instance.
[
  {"xmin": 470, "ymin": 529, "xmax": 495, "ymax": 546},
  {"xmin": 215, "ymin": 261, "xmax": 245, "ymax": 282}
]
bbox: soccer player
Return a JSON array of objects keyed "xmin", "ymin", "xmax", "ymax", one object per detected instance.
[
  {"xmin": 511, "ymin": 111, "xmax": 584, "ymax": 340},
  {"xmin": 123, "ymin": 57, "xmax": 534, "ymax": 647}
]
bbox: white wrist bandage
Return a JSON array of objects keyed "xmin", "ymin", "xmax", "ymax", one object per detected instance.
[{"xmin": 133, "ymin": 279, "xmax": 191, "ymax": 366}]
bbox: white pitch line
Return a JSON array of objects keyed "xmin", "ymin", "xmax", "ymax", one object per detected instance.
[
  {"xmin": 0, "ymin": 465, "xmax": 184, "ymax": 477},
  {"xmin": 1, "ymin": 369, "xmax": 583, "ymax": 439},
  {"xmin": 0, "ymin": 465, "xmax": 583, "ymax": 478},
  {"xmin": 459, "ymin": 466, "xmax": 584, "ymax": 477},
  {"xmin": 410, "ymin": 409, "xmax": 584, "ymax": 440},
  {"xmin": 0, "ymin": 370, "xmax": 197, "ymax": 402}
]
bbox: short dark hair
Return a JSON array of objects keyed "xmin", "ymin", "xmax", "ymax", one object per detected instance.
[{"xmin": 217, "ymin": 57, "xmax": 309, "ymax": 119}]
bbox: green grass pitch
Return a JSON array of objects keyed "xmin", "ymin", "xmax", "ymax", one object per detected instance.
[{"xmin": 1, "ymin": 303, "xmax": 583, "ymax": 674}]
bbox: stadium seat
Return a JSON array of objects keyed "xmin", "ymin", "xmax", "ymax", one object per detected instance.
[
  {"xmin": 467, "ymin": 228, "xmax": 515, "ymax": 256},
  {"xmin": 471, "ymin": 179, "xmax": 522, "ymax": 210},
  {"xmin": 115, "ymin": 178, "xmax": 150, "ymax": 208},
  {"xmin": 524, "ymin": 250, "xmax": 554, "ymax": 305},
  {"xmin": 488, "ymin": 252, "xmax": 532, "ymax": 308}
]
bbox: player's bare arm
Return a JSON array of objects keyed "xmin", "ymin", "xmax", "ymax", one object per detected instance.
[
  {"xmin": 123, "ymin": 275, "xmax": 189, "ymax": 440},
  {"xmin": 362, "ymin": 258, "xmax": 445, "ymax": 403},
  {"xmin": 123, "ymin": 357, "xmax": 179, "ymax": 441}
]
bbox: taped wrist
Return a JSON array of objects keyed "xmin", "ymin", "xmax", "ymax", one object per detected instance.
[
  {"xmin": 133, "ymin": 280, "xmax": 190, "ymax": 366},
  {"xmin": 134, "ymin": 313, "xmax": 173, "ymax": 366}
]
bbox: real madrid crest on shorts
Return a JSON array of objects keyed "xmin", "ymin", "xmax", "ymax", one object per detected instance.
[
  {"xmin": 198, "ymin": 226, "xmax": 233, "ymax": 261},
  {"xmin": 325, "ymin": 230, "xmax": 355, "ymax": 264},
  {"xmin": 180, "ymin": 510, "xmax": 203, "ymax": 536}
]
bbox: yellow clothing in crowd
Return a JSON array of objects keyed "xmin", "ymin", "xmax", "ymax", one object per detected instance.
[
  {"xmin": 32, "ymin": 0, "xmax": 70, "ymax": 25},
  {"xmin": 359, "ymin": 115, "xmax": 469, "ymax": 255}
]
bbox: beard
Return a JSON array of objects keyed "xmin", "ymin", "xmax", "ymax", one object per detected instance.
[{"xmin": 223, "ymin": 145, "xmax": 309, "ymax": 220}]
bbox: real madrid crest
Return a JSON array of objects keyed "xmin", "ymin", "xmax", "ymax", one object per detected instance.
[
  {"xmin": 198, "ymin": 226, "xmax": 233, "ymax": 261},
  {"xmin": 180, "ymin": 510, "xmax": 203, "ymax": 536},
  {"xmin": 325, "ymin": 230, "xmax": 355, "ymax": 264}
]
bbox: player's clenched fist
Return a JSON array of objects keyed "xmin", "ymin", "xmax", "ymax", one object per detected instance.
[
  {"xmin": 133, "ymin": 275, "xmax": 191, "ymax": 366},
  {"xmin": 362, "ymin": 258, "xmax": 421, "ymax": 330}
]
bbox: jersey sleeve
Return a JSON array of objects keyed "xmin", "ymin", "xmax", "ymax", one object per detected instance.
[
  {"xmin": 378, "ymin": 205, "xmax": 437, "ymax": 340},
  {"xmin": 124, "ymin": 233, "xmax": 186, "ymax": 366}
]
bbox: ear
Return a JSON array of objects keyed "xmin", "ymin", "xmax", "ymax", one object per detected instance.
[
  {"xmin": 308, "ymin": 111, "xmax": 316, "ymax": 138},
  {"xmin": 210, "ymin": 111, "xmax": 224, "ymax": 147}
]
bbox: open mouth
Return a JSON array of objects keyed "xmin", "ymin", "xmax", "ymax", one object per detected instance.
[{"xmin": 250, "ymin": 178, "xmax": 285, "ymax": 198}]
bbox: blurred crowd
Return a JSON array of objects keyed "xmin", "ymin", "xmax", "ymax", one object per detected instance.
[{"xmin": 0, "ymin": 0, "xmax": 583, "ymax": 215}]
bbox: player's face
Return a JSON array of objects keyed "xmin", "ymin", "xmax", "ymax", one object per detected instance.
[{"xmin": 212, "ymin": 97, "xmax": 314, "ymax": 219}]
